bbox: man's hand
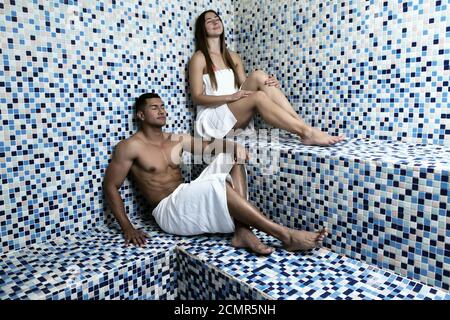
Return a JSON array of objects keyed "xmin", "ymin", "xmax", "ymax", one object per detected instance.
[
  {"xmin": 234, "ymin": 144, "xmax": 250, "ymax": 164},
  {"xmin": 123, "ymin": 226, "xmax": 149, "ymax": 247}
]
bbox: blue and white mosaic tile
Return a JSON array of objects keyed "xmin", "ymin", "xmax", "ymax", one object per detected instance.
[
  {"xmin": 0, "ymin": 0, "xmax": 235, "ymax": 253},
  {"xmin": 235, "ymin": 0, "xmax": 450, "ymax": 146},
  {"xmin": 242, "ymin": 133, "xmax": 450, "ymax": 291},
  {"xmin": 178, "ymin": 229, "xmax": 450, "ymax": 300},
  {"xmin": 1, "ymin": 216, "xmax": 448, "ymax": 300},
  {"xmin": 176, "ymin": 248, "xmax": 269, "ymax": 300},
  {"xmin": 2, "ymin": 0, "xmax": 450, "ymax": 301},
  {"xmin": 0, "ymin": 216, "xmax": 178, "ymax": 299}
]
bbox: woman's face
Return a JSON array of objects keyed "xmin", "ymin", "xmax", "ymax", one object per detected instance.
[{"xmin": 204, "ymin": 11, "xmax": 223, "ymax": 37}]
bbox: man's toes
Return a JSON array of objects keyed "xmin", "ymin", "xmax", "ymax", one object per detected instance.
[
  {"xmin": 316, "ymin": 228, "xmax": 328, "ymax": 241},
  {"xmin": 256, "ymin": 244, "xmax": 274, "ymax": 255},
  {"xmin": 263, "ymin": 247, "xmax": 274, "ymax": 254}
]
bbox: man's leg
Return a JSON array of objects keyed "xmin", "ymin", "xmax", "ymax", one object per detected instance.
[
  {"xmin": 226, "ymin": 183, "xmax": 328, "ymax": 251},
  {"xmin": 229, "ymin": 164, "xmax": 274, "ymax": 255}
]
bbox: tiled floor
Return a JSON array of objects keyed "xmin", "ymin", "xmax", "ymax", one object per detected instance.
[
  {"xmin": 0, "ymin": 217, "xmax": 179, "ymax": 299},
  {"xmin": 1, "ymin": 216, "xmax": 449, "ymax": 300}
]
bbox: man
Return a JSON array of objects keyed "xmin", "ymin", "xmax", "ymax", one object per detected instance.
[{"xmin": 103, "ymin": 92, "xmax": 328, "ymax": 255}]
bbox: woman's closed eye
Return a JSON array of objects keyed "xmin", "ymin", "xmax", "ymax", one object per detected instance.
[{"xmin": 207, "ymin": 17, "xmax": 219, "ymax": 24}]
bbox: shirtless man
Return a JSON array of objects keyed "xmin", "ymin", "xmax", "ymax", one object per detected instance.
[{"xmin": 103, "ymin": 92, "xmax": 329, "ymax": 255}]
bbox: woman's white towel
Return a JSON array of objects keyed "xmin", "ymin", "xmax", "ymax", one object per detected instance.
[{"xmin": 195, "ymin": 69, "xmax": 255, "ymax": 139}]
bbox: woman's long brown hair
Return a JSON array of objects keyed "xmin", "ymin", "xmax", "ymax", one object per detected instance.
[{"xmin": 194, "ymin": 10, "xmax": 240, "ymax": 91}]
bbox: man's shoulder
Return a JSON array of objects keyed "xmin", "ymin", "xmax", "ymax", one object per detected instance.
[
  {"xmin": 114, "ymin": 135, "xmax": 142, "ymax": 156},
  {"xmin": 118, "ymin": 134, "xmax": 141, "ymax": 146}
]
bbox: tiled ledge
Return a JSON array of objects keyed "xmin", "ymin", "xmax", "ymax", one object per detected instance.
[
  {"xmin": 177, "ymin": 230, "xmax": 450, "ymax": 300},
  {"xmin": 240, "ymin": 133, "xmax": 449, "ymax": 291},
  {"xmin": 0, "ymin": 217, "xmax": 179, "ymax": 300}
]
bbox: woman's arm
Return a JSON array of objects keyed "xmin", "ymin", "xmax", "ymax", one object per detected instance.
[{"xmin": 189, "ymin": 51, "xmax": 250, "ymax": 107}]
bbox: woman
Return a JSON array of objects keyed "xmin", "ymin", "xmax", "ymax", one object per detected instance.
[{"xmin": 189, "ymin": 10, "xmax": 345, "ymax": 146}]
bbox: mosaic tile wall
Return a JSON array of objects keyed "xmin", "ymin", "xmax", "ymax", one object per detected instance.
[
  {"xmin": 234, "ymin": 0, "xmax": 450, "ymax": 146},
  {"xmin": 0, "ymin": 0, "xmax": 236, "ymax": 253}
]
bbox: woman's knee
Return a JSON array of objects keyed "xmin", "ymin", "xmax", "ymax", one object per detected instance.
[{"xmin": 248, "ymin": 69, "xmax": 269, "ymax": 84}]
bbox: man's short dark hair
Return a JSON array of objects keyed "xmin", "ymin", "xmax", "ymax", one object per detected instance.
[{"xmin": 134, "ymin": 92, "xmax": 161, "ymax": 114}]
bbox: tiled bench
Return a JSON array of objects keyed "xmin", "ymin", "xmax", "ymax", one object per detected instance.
[
  {"xmin": 1, "ymin": 215, "xmax": 449, "ymax": 300},
  {"xmin": 177, "ymin": 230, "xmax": 449, "ymax": 300},
  {"xmin": 0, "ymin": 216, "xmax": 179, "ymax": 299},
  {"xmin": 239, "ymin": 133, "xmax": 450, "ymax": 291}
]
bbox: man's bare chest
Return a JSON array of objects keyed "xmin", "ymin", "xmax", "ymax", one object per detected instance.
[{"xmin": 133, "ymin": 142, "xmax": 183, "ymax": 174}]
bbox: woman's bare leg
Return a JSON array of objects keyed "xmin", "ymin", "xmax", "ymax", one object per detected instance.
[
  {"xmin": 228, "ymin": 91, "xmax": 344, "ymax": 146},
  {"xmin": 229, "ymin": 164, "xmax": 274, "ymax": 255},
  {"xmin": 241, "ymin": 70, "xmax": 301, "ymax": 121},
  {"xmin": 237, "ymin": 70, "xmax": 345, "ymax": 146},
  {"xmin": 225, "ymin": 183, "xmax": 329, "ymax": 252},
  {"xmin": 229, "ymin": 91, "xmax": 304, "ymax": 135}
]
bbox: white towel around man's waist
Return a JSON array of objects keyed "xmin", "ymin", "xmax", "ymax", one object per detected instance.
[{"xmin": 152, "ymin": 153, "xmax": 241, "ymax": 236}]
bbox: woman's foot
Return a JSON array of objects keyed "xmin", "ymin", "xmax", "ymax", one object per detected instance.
[
  {"xmin": 231, "ymin": 227, "xmax": 275, "ymax": 255},
  {"xmin": 301, "ymin": 127, "xmax": 345, "ymax": 146},
  {"xmin": 283, "ymin": 227, "xmax": 329, "ymax": 252}
]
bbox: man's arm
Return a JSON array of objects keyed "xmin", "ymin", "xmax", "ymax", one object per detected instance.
[
  {"xmin": 176, "ymin": 134, "xmax": 249, "ymax": 164},
  {"xmin": 103, "ymin": 140, "xmax": 148, "ymax": 247}
]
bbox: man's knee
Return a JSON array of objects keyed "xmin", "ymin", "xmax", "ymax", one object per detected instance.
[{"xmin": 225, "ymin": 181, "xmax": 234, "ymax": 199}]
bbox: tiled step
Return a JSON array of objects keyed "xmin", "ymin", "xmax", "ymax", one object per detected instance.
[
  {"xmin": 1, "ymin": 217, "xmax": 448, "ymax": 300},
  {"xmin": 0, "ymin": 217, "xmax": 179, "ymax": 300},
  {"xmin": 177, "ymin": 230, "xmax": 450, "ymax": 300},
  {"xmin": 237, "ymin": 133, "xmax": 450, "ymax": 291}
]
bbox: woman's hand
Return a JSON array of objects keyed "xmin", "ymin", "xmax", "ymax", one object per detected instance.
[
  {"xmin": 123, "ymin": 226, "xmax": 149, "ymax": 247},
  {"xmin": 264, "ymin": 74, "xmax": 280, "ymax": 88},
  {"xmin": 228, "ymin": 90, "xmax": 255, "ymax": 102}
]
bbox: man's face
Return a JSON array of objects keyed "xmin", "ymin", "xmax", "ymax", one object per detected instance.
[{"xmin": 137, "ymin": 98, "xmax": 166, "ymax": 127}]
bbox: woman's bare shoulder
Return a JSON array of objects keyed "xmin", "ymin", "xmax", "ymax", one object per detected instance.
[{"xmin": 191, "ymin": 50, "xmax": 206, "ymax": 65}]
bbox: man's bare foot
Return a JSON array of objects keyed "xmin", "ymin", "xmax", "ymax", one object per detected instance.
[
  {"xmin": 231, "ymin": 228, "xmax": 275, "ymax": 255},
  {"xmin": 283, "ymin": 227, "xmax": 329, "ymax": 252},
  {"xmin": 301, "ymin": 127, "xmax": 345, "ymax": 146}
]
